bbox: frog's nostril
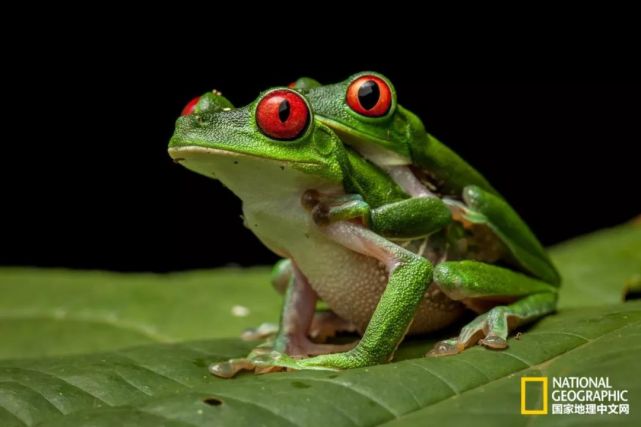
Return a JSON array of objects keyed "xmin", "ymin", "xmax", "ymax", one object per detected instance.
[{"xmin": 181, "ymin": 96, "xmax": 201, "ymax": 116}]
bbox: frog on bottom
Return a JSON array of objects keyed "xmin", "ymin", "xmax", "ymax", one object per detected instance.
[{"xmin": 168, "ymin": 87, "xmax": 559, "ymax": 378}]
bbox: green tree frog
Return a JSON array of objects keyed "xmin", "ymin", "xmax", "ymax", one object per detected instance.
[{"xmin": 168, "ymin": 87, "xmax": 559, "ymax": 377}]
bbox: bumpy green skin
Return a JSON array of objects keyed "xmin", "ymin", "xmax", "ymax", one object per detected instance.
[
  {"xmin": 435, "ymin": 261, "xmax": 556, "ymax": 299},
  {"xmin": 289, "ymin": 77, "xmax": 321, "ymax": 92},
  {"xmin": 293, "ymin": 73, "xmax": 561, "ymax": 357},
  {"xmin": 193, "ymin": 91, "xmax": 235, "ymax": 113}
]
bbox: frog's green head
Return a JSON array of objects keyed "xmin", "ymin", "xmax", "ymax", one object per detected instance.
[
  {"xmin": 299, "ymin": 72, "xmax": 426, "ymax": 165},
  {"xmin": 169, "ymin": 88, "xmax": 346, "ymax": 198}
]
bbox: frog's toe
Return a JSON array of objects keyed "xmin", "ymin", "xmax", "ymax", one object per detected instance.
[
  {"xmin": 209, "ymin": 349, "xmax": 292, "ymax": 378},
  {"xmin": 427, "ymin": 338, "xmax": 464, "ymax": 357},
  {"xmin": 479, "ymin": 334, "xmax": 508, "ymax": 349},
  {"xmin": 209, "ymin": 358, "xmax": 265, "ymax": 378},
  {"xmin": 241, "ymin": 322, "xmax": 279, "ymax": 341}
]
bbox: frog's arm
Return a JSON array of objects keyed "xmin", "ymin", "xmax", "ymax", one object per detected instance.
[
  {"xmin": 307, "ymin": 147, "xmax": 451, "ymax": 239},
  {"xmin": 448, "ymin": 185, "xmax": 561, "ymax": 285},
  {"xmin": 308, "ymin": 192, "xmax": 451, "ymax": 239}
]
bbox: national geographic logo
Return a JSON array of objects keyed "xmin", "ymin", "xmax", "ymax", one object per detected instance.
[
  {"xmin": 521, "ymin": 377, "xmax": 548, "ymax": 414},
  {"xmin": 521, "ymin": 376, "xmax": 630, "ymax": 416}
]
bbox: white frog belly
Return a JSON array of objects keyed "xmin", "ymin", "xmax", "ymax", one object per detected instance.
[
  {"xmin": 246, "ymin": 198, "xmax": 463, "ymax": 335},
  {"xmin": 298, "ymin": 243, "xmax": 463, "ymax": 334}
]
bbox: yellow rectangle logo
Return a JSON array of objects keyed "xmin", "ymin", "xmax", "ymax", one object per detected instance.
[{"xmin": 521, "ymin": 377, "xmax": 548, "ymax": 415}]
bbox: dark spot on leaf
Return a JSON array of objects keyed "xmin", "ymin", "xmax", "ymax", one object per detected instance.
[
  {"xmin": 624, "ymin": 275, "xmax": 641, "ymax": 301},
  {"xmin": 327, "ymin": 374, "xmax": 338, "ymax": 379},
  {"xmin": 280, "ymin": 165, "xmax": 285, "ymax": 170},
  {"xmin": 291, "ymin": 381, "xmax": 311, "ymax": 389},
  {"xmin": 203, "ymin": 397, "xmax": 223, "ymax": 406},
  {"xmin": 234, "ymin": 160, "xmax": 239, "ymax": 165},
  {"xmin": 193, "ymin": 358, "xmax": 208, "ymax": 368}
]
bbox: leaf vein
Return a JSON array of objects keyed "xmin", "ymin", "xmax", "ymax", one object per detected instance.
[
  {"xmin": 524, "ymin": 330, "xmax": 591, "ymax": 341},
  {"xmin": 114, "ymin": 352, "xmax": 191, "ymax": 388},
  {"xmin": 202, "ymin": 391, "xmax": 299, "ymax": 426},
  {"xmin": 0, "ymin": 400, "xmax": 28, "ymax": 427},
  {"xmin": 380, "ymin": 317, "xmax": 641, "ymax": 425},
  {"xmin": 274, "ymin": 376, "xmax": 399, "ymax": 418},
  {"xmin": 0, "ymin": 367, "xmax": 109, "ymax": 406},
  {"xmin": 405, "ymin": 361, "xmax": 459, "ymax": 394},
  {"xmin": 0, "ymin": 380, "xmax": 64, "ymax": 415}
]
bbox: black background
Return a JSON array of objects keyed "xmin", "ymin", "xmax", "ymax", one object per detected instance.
[{"xmin": 2, "ymin": 42, "xmax": 639, "ymax": 272}]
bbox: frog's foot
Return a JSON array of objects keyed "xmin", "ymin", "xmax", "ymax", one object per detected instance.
[
  {"xmin": 209, "ymin": 344, "xmax": 287, "ymax": 378},
  {"xmin": 427, "ymin": 311, "xmax": 505, "ymax": 357},
  {"xmin": 211, "ymin": 349, "xmax": 356, "ymax": 377},
  {"xmin": 427, "ymin": 292, "xmax": 557, "ymax": 357},
  {"xmin": 210, "ymin": 336, "xmax": 357, "ymax": 378},
  {"xmin": 269, "ymin": 348, "xmax": 382, "ymax": 372},
  {"xmin": 241, "ymin": 322, "xmax": 279, "ymax": 341},
  {"xmin": 309, "ymin": 311, "xmax": 358, "ymax": 342}
]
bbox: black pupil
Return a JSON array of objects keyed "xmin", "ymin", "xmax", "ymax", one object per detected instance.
[
  {"xmin": 278, "ymin": 99, "xmax": 290, "ymax": 122},
  {"xmin": 358, "ymin": 80, "xmax": 380, "ymax": 110}
]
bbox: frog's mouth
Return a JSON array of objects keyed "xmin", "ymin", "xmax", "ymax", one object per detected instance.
[
  {"xmin": 169, "ymin": 145, "xmax": 244, "ymax": 162},
  {"xmin": 168, "ymin": 146, "xmax": 318, "ymax": 166},
  {"xmin": 168, "ymin": 145, "xmax": 322, "ymax": 181}
]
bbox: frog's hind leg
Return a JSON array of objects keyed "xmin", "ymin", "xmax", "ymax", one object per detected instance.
[{"xmin": 428, "ymin": 260, "xmax": 557, "ymax": 356}]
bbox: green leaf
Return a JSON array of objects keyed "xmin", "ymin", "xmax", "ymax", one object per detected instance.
[
  {"xmin": 1, "ymin": 223, "xmax": 639, "ymax": 361},
  {"xmin": 552, "ymin": 222, "xmax": 641, "ymax": 308},
  {"xmin": 0, "ymin": 268, "xmax": 279, "ymax": 359},
  {"xmin": 0, "ymin": 302, "xmax": 639, "ymax": 426},
  {"xmin": 0, "ymin": 222, "xmax": 640, "ymax": 425}
]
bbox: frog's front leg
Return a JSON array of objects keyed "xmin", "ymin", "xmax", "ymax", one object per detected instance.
[
  {"xmin": 271, "ymin": 221, "xmax": 432, "ymax": 371},
  {"xmin": 209, "ymin": 260, "xmax": 356, "ymax": 378},
  {"xmin": 302, "ymin": 190, "xmax": 451, "ymax": 239},
  {"xmin": 428, "ymin": 261, "xmax": 558, "ymax": 356}
]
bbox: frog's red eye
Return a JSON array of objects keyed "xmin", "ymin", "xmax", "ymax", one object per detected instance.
[
  {"xmin": 181, "ymin": 96, "xmax": 200, "ymax": 116},
  {"xmin": 256, "ymin": 90, "xmax": 309, "ymax": 140},
  {"xmin": 346, "ymin": 76, "xmax": 392, "ymax": 117}
]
